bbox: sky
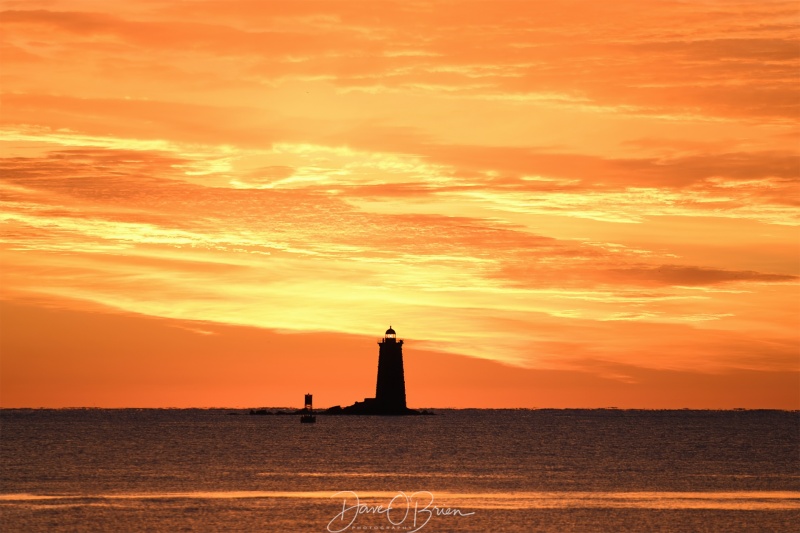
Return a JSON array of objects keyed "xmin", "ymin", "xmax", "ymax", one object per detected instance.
[{"xmin": 1, "ymin": 0, "xmax": 798, "ymax": 408}]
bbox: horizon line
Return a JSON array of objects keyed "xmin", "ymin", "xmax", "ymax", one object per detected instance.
[{"xmin": 2, "ymin": 406, "xmax": 798, "ymax": 412}]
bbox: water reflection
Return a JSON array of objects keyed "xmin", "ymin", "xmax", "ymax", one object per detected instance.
[{"xmin": 2, "ymin": 491, "xmax": 799, "ymax": 510}]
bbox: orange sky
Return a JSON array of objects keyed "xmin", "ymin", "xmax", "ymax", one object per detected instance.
[{"xmin": 1, "ymin": 0, "xmax": 798, "ymax": 408}]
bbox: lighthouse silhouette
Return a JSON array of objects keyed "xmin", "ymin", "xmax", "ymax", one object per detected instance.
[
  {"xmin": 375, "ymin": 327, "xmax": 407, "ymax": 413},
  {"xmin": 328, "ymin": 326, "xmax": 421, "ymax": 415}
]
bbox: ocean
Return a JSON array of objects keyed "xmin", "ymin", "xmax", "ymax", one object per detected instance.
[{"xmin": 1, "ymin": 409, "xmax": 798, "ymax": 532}]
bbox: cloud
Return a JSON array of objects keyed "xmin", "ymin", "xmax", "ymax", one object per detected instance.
[
  {"xmin": 605, "ymin": 265, "xmax": 798, "ymax": 286},
  {"xmin": 0, "ymin": 94, "xmax": 288, "ymax": 147},
  {"xmin": 0, "ymin": 9, "xmax": 374, "ymax": 56},
  {"xmin": 3, "ymin": 1, "xmax": 798, "ymax": 122}
]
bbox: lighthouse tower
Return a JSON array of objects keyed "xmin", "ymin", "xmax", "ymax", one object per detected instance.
[
  {"xmin": 375, "ymin": 327, "xmax": 407, "ymax": 413},
  {"xmin": 327, "ymin": 325, "xmax": 421, "ymax": 415}
]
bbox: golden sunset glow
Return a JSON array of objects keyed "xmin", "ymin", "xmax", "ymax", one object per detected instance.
[{"xmin": 1, "ymin": 0, "xmax": 798, "ymax": 408}]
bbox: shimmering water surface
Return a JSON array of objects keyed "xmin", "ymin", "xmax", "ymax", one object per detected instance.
[{"xmin": 1, "ymin": 409, "xmax": 798, "ymax": 532}]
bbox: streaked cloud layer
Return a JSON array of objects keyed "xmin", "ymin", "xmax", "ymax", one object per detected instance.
[{"xmin": 1, "ymin": 0, "xmax": 798, "ymax": 407}]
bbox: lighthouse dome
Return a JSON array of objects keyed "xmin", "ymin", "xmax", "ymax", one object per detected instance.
[{"xmin": 386, "ymin": 327, "xmax": 396, "ymax": 335}]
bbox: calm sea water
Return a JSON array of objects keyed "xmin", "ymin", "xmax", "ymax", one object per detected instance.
[{"xmin": 1, "ymin": 409, "xmax": 798, "ymax": 532}]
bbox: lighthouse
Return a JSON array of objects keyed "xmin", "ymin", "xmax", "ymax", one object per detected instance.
[
  {"xmin": 328, "ymin": 326, "xmax": 421, "ymax": 415},
  {"xmin": 375, "ymin": 327, "xmax": 407, "ymax": 413}
]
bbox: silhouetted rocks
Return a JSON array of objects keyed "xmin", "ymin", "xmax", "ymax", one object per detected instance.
[
  {"xmin": 324, "ymin": 399, "xmax": 423, "ymax": 416},
  {"xmin": 248, "ymin": 409, "xmax": 307, "ymax": 415},
  {"xmin": 246, "ymin": 406, "xmax": 435, "ymax": 416}
]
